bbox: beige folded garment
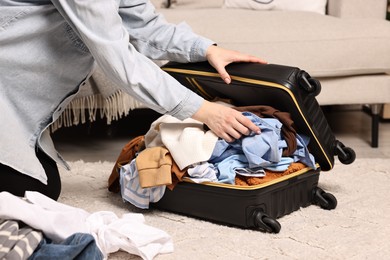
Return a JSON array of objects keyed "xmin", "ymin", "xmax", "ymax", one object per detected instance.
[{"xmin": 136, "ymin": 147, "xmax": 173, "ymax": 188}]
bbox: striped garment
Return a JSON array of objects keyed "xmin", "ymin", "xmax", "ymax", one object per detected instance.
[
  {"xmin": 0, "ymin": 219, "xmax": 43, "ymax": 260},
  {"xmin": 119, "ymin": 159, "xmax": 166, "ymax": 209}
]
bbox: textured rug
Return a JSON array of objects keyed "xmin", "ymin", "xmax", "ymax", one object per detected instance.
[{"xmin": 58, "ymin": 158, "xmax": 390, "ymax": 259}]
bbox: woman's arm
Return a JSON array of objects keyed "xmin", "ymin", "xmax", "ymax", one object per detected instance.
[
  {"xmin": 117, "ymin": 0, "xmax": 215, "ymax": 62},
  {"xmin": 51, "ymin": 0, "xmax": 203, "ymax": 120},
  {"xmin": 51, "ymin": 0, "xmax": 263, "ymax": 141}
]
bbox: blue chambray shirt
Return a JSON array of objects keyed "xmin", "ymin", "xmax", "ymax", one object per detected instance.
[{"xmin": 0, "ymin": 0, "xmax": 214, "ymax": 184}]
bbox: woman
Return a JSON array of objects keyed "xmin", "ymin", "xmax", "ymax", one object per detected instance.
[{"xmin": 0, "ymin": 0, "xmax": 265, "ymax": 200}]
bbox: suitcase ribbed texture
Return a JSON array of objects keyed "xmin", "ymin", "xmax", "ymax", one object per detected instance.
[
  {"xmin": 302, "ymin": 96, "xmax": 336, "ymax": 165},
  {"xmin": 269, "ymin": 180, "xmax": 314, "ymax": 219},
  {"xmin": 153, "ymin": 170, "xmax": 320, "ymax": 229}
]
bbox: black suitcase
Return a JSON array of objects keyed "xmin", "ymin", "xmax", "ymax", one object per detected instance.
[{"xmin": 149, "ymin": 62, "xmax": 355, "ymax": 233}]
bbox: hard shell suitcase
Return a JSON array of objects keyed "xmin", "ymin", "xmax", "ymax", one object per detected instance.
[
  {"xmin": 148, "ymin": 62, "xmax": 355, "ymax": 233},
  {"xmin": 161, "ymin": 61, "xmax": 356, "ymax": 171}
]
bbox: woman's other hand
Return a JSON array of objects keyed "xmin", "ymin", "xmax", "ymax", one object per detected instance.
[{"xmin": 206, "ymin": 45, "xmax": 267, "ymax": 84}]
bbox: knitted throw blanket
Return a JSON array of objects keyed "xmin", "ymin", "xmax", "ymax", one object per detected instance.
[{"xmin": 51, "ymin": 66, "xmax": 145, "ymax": 132}]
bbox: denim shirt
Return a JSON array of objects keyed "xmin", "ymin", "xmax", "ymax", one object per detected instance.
[{"xmin": 0, "ymin": 0, "xmax": 214, "ymax": 184}]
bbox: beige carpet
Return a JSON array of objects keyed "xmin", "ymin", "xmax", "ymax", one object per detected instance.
[{"xmin": 58, "ymin": 158, "xmax": 390, "ymax": 259}]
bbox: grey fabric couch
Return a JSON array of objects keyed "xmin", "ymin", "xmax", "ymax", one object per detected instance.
[
  {"xmin": 154, "ymin": 0, "xmax": 390, "ymax": 147},
  {"xmin": 61, "ymin": 0, "xmax": 390, "ymax": 147}
]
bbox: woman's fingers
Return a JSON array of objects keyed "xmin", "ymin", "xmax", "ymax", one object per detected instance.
[
  {"xmin": 236, "ymin": 113, "xmax": 261, "ymax": 135},
  {"xmin": 191, "ymin": 101, "xmax": 261, "ymax": 143}
]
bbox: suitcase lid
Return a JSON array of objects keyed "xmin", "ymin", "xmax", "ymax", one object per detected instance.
[{"xmin": 162, "ymin": 62, "xmax": 336, "ymax": 171}]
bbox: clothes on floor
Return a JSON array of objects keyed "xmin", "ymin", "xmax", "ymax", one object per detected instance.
[
  {"xmin": 0, "ymin": 218, "xmax": 101, "ymax": 260},
  {"xmin": 0, "ymin": 219, "xmax": 43, "ymax": 260},
  {"xmin": 29, "ymin": 233, "xmax": 103, "ymax": 260},
  {"xmin": 88, "ymin": 211, "xmax": 173, "ymax": 260},
  {"xmin": 0, "ymin": 191, "xmax": 90, "ymax": 243},
  {"xmin": 0, "ymin": 191, "xmax": 173, "ymax": 260}
]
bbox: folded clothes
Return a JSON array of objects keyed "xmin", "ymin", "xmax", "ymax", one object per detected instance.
[
  {"xmin": 136, "ymin": 147, "xmax": 172, "ymax": 188},
  {"xmin": 234, "ymin": 167, "xmax": 265, "ymax": 177}
]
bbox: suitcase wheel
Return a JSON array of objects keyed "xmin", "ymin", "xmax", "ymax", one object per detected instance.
[
  {"xmin": 334, "ymin": 141, "xmax": 356, "ymax": 164},
  {"xmin": 252, "ymin": 210, "xmax": 281, "ymax": 233},
  {"xmin": 297, "ymin": 71, "xmax": 322, "ymax": 96},
  {"xmin": 307, "ymin": 78, "xmax": 322, "ymax": 96},
  {"xmin": 314, "ymin": 187, "xmax": 337, "ymax": 210}
]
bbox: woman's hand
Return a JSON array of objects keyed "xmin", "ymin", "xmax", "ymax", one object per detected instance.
[
  {"xmin": 196, "ymin": 45, "xmax": 265, "ymax": 141},
  {"xmin": 206, "ymin": 45, "xmax": 267, "ymax": 84},
  {"xmin": 191, "ymin": 100, "xmax": 260, "ymax": 142}
]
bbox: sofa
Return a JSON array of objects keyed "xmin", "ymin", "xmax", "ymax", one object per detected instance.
[{"xmin": 56, "ymin": 0, "xmax": 390, "ymax": 148}]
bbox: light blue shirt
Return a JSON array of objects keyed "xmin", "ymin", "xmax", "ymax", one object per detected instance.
[
  {"xmin": 209, "ymin": 112, "xmax": 316, "ymax": 181},
  {"xmin": 0, "ymin": 0, "xmax": 214, "ymax": 183}
]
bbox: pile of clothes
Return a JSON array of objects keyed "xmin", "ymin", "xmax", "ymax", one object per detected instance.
[
  {"xmin": 108, "ymin": 105, "xmax": 316, "ymax": 210},
  {"xmin": 0, "ymin": 191, "xmax": 173, "ymax": 260}
]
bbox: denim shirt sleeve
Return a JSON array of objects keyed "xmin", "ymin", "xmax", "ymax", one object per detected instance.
[
  {"xmin": 50, "ymin": 0, "xmax": 212, "ymax": 120},
  {"xmin": 117, "ymin": 0, "xmax": 215, "ymax": 62}
]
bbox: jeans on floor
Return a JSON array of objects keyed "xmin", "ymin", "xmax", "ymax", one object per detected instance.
[{"xmin": 28, "ymin": 233, "xmax": 103, "ymax": 260}]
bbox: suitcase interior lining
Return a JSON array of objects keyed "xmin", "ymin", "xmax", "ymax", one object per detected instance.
[{"xmin": 181, "ymin": 165, "xmax": 320, "ymax": 191}]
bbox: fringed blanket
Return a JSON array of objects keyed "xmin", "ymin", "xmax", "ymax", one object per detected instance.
[{"xmin": 51, "ymin": 66, "xmax": 146, "ymax": 132}]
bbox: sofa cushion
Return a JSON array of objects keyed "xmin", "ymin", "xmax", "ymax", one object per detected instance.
[
  {"xmin": 317, "ymin": 74, "xmax": 390, "ymax": 105},
  {"xmin": 159, "ymin": 8, "xmax": 390, "ymax": 77},
  {"xmin": 223, "ymin": 0, "xmax": 327, "ymax": 15},
  {"xmin": 328, "ymin": 0, "xmax": 388, "ymax": 19}
]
